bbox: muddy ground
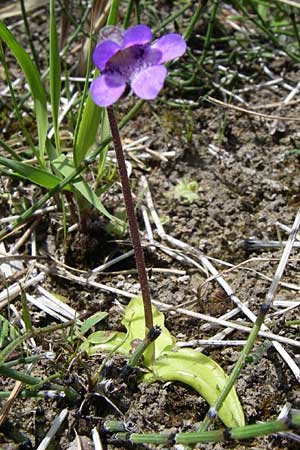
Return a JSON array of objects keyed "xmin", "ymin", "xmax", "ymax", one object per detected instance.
[{"xmin": 1, "ymin": 2, "xmax": 300, "ymax": 449}]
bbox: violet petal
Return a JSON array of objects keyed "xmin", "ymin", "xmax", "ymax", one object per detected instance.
[
  {"xmin": 142, "ymin": 47, "xmax": 163, "ymax": 66},
  {"xmin": 90, "ymin": 75, "xmax": 126, "ymax": 107},
  {"xmin": 93, "ymin": 40, "xmax": 121, "ymax": 71},
  {"xmin": 151, "ymin": 33, "xmax": 186, "ymax": 63},
  {"xmin": 131, "ymin": 65, "xmax": 167, "ymax": 100},
  {"xmin": 122, "ymin": 24, "xmax": 152, "ymax": 48}
]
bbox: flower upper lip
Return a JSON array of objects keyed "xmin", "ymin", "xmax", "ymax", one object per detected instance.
[{"xmin": 93, "ymin": 25, "xmax": 154, "ymax": 71}]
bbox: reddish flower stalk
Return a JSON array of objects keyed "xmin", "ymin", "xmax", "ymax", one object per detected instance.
[
  {"xmin": 91, "ymin": 24, "xmax": 186, "ymax": 335},
  {"xmin": 107, "ymin": 105, "xmax": 153, "ymax": 332}
]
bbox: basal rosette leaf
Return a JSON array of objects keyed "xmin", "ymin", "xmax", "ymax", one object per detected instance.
[
  {"xmin": 80, "ymin": 296, "xmax": 175, "ymax": 364},
  {"xmin": 80, "ymin": 331, "xmax": 130, "ymax": 356},
  {"xmin": 121, "ymin": 296, "xmax": 175, "ymax": 365},
  {"xmin": 80, "ymin": 296, "xmax": 244, "ymax": 428},
  {"xmin": 144, "ymin": 348, "xmax": 245, "ymax": 428}
]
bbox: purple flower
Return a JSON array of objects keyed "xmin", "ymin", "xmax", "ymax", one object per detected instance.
[{"xmin": 90, "ymin": 24, "xmax": 186, "ymax": 107}]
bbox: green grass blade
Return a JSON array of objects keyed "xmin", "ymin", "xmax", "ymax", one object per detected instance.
[
  {"xmin": 20, "ymin": 287, "xmax": 32, "ymax": 333},
  {"xmin": 123, "ymin": 0, "xmax": 134, "ymax": 28},
  {"xmin": 112, "ymin": 410, "xmax": 300, "ymax": 444},
  {"xmin": 73, "ymin": 21, "xmax": 100, "ymax": 167},
  {"xmin": 0, "ymin": 321, "xmax": 74, "ymax": 366},
  {"xmin": 73, "ymin": 0, "xmax": 120, "ymax": 167},
  {"xmin": 0, "ymin": 41, "xmax": 37, "ymax": 159},
  {"xmin": 97, "ymin": 109, "xmax": 110, "ymax": 180},
  {"xmin": 0, "ymin": 138, "xmax": 22, "ymax": 161},
  {"xmin": 80, "ymin": 312, "xmax": 108, "ymax": 335},
  {"xmin": 73, "ymin": 84, "xmax": 102, "ymax": 166},
  {"xmin": 73, "ymin": 179, "xmax": 114, "ymax": 220},
  {"xmin": 107, "ymin": 0, "xmax": 120, "ymax": 25},
  {"xmin": 20, "ymin": 0, "xmax": 39, "ymax": 67},
  {"xmin": 52, "ymin": 154, "xmax": 115, "ymax": 220},
  {"xmin": 0, "ymin": 315, "xmax": 20, "ymax": 350},
  {"xmin": 49, "ymin": 0, "xmax": 61, "ymax": 154},
  {"xmin": 0, "ymin": 156, "xmax": 68, "ymax": 190},
  {"xmin": 0, "ymin": 20, "xmax": 48, "ymax": 165}
]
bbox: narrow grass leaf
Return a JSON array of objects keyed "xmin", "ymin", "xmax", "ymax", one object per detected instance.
[
  {"xmin": 0, "ymin": 156, "xmax": 68, "ymax": 190},
  {"xmin": 0, "ymin": 333, "xmax": 25, "ymax": 365},
  {"xmin": 52, "ymin": 154, "xmax": 115, "ymax": 220},
  {"xmin": 73, "ymin": 22, "xmax": 98, "ymax": 167},
  {"xmin": 49, "ymin": 0, "xmax": 61, "ymax": 154},
  {"xmin": 97, "ymin": 109, "xmax": 110, "ymax": 180},
  {"xmin": 20, "ymin": 287, "xmax": 32, "ymax": 332},
  {"xmin": 107, "ymin": 0, "xmax": 120, "ymax": 25},
  {"xmin": 74, "ymin": 87, "xmax": 102, "ymax": 166},
  {"xmin": 73, "ymin": 179, "xmax": 115, "ymax": 221},
  {"xmin": 0, "ymin": 21, "xmax": 48, "ymax": 163},
  {"xmin": 46, "ymin": 137, "xmax": 59, "ymax": 161},
  {"xmin": 0, "ymin": 315, "xmax": 20, "ymax": 350},
  {"xmin": 0, "ymin": 41, "xmax": 37, "ymax": 158},
  {"xmin": 0, "ymin": 138, "xmax": 22, "ymax": 160},
  {"xmin": 80, "ymin": 312, "xmax": 108, "ymax": 335}
]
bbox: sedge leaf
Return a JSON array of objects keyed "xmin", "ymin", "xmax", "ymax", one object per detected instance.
[
  {"xmin": 73, "ymin": 28, "xmax": 99, "ymax": 167},
  {"xmin": 0, "ymin": 138, "xmax": 22, "ymax": 161}
]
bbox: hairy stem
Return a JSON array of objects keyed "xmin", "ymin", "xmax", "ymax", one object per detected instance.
[{"xmin": 107, "ymin": 105, "xmax": 153, "ymax": 332}]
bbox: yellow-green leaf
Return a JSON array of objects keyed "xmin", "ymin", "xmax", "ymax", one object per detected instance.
[{"xmin": 144, "ymin": 348, "xmax": 245, "ymax": 428}]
